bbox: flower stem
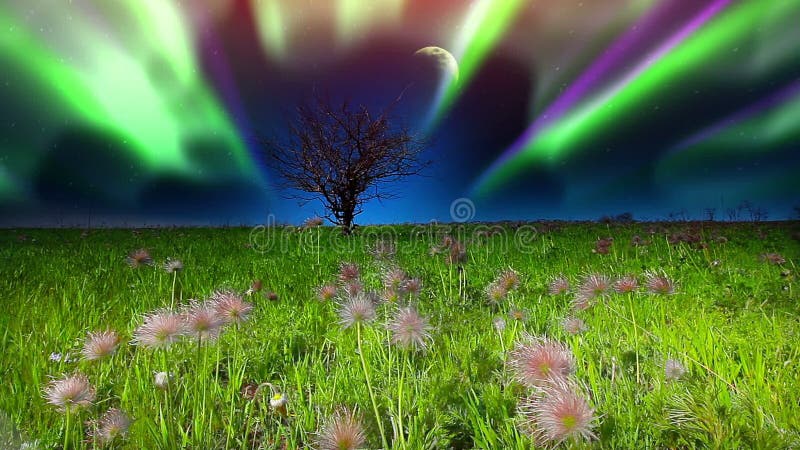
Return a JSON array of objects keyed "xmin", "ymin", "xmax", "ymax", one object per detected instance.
[
  {"xmin": 397, "ymin": 351, "xmax": 407, "ymax": 448},
  {"xmin": 357, "ymin": 322, "xmax": 388, "ymax": 450},
  {"xmin": 63, "ymin": 408, "xmax": 71, "ymax": 450}
]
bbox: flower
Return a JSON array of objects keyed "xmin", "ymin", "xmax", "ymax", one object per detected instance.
[
  {"xmin": 645, "ymin": 271, "xmax": 675, "ymax": 295},
  {"xmin": 212, "ymin": 290, "xmax": 254, "ymax": 325},
  {"xmin": 82, "ymin": 330, "xmax": 121, "ymax": 361},
  {"xmin": 401, "ymin": 278, "xmax": 423, "ymax": 297},
  {"xmin": 509, "ymin": 335, "xmax": 574, "ymax": 389},
  {"xmin": 43, "ymin": 373, "xmax": 96, "ymax": 412},
  {"xmin": 303, "ymin": 216, "xmax": 324, "ymax": 228},
  {"xmin": 497, "ymin": 269, "xmax": 521, "ymax": 292},
  {"xmin": 338, "ymin": 262, "xmax": 360, "ymax": 283},
  {"xmin": 509, "ymin": 308, "xmax": 527, "ymax": 322},
  {"xmin": 518, "ymin": 381, "xmax": 597, "ymax": 446},
  {"xmin": 761, "ymin": 252, "xmax": 786, "ymax": 265},
  {"xmin": 318, "ymin": 284, "xmax": 338, "ymax": 301},
  {"xmin": 153, "ymin": 371, "xmax": 172, "ymax": 390},
  {"xmin": 163, "ymin": 259, "xmax": 183, "ymax": 273},
  {"xmin": 343, "ymin": 281, "xmax": 363, "ymax": 298},
  {"xmin": 270, "ymin": 392, "xmax": 288, "ymax": 416},
  {"xmin": 493, "ymin": 316, "xmax": 506, "ymax": 332},
  {"xmin": 337, "ymin": 294, "xmax": 376, "ymax": 329},
  {"xmin": 571, "ymin": 292, "xmax": 592, "ymax": 312},
  {"xmin": 562, "ymin": 317, "xmax": 587, "ymax": 335},
  {"xmin": 315, "ymin": 408, "xmax": 367, "ymax": 450},
  {"xmin": 485, "ymin": 282, "xmax": 509, "ymax": 304},
  {"xmin": 578, "ymin": 273, "xmax": 610, "ymax": 298},
  {"xmin": 183, "ymin": 301, "xmax": 224, "ymax": 342},
  {"xmin": 388, "ymin": 306, "xmax": 432, "ymax": 350},
  {"xmin": 613, "ymin": 275, "xmax": 639, "ymax": 294},
  {"xmin": 126, "ymin": 249, "xmax": 153, "ymax": 268},
  {"xmin": 247, "ymin": 279, "xmax": 264, "ymax": 295},
  {"xmin": 132, "ymin": 310, "xmax": 185, "ymax": 349},
  {"xmin": 382, "ymin": 267, "xmax": 407, "ymax": 291},
  {"xmin": 87, "ymin": 408, "xmax": 131, "ymax": 446},
  {"xmin": 548, "ymin": 275, "xmax": 570, "ymax": 295},
  {"xmin": 665, "ymin": 359, "xmax": 687, "ymax": 381}
]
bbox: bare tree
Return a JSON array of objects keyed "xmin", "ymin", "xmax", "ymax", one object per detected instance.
[{"xmin": 262, "ymin": 97, "xmax": 429, "ymax": 234}]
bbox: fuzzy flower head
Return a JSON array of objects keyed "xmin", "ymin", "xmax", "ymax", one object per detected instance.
[
  {"xmin": 212, "ymin": 290, "xmax": 254, "ymax": 325},
  {"xmin": 382, "ymin": 267, "xmax": 407, "ymax": 292},
  {"xmin": 337, "ymin": 294, "xmax": 376, "ymax": 329},
  {"xmin": 578, "ymin": 273, "xmax": 610, "ymax": 298},
  {"xmin": 342, "ymin": 280, "xmax": 363, "ymax": 299},
  {"xmin": 315, "ymin": 408, "xmax": 367, "ymax": 450},
  {"xmin": 509, "ymin": 307, "xmax": 528, "ymax": 322},
  {"xmin": 126, "ymin": 249, "xmax": 153, "ymax": 268},
  {"xmin": 338, "ymin": 262, "xmax": 360, "ymax": 283},
  {"xmin": 318, "ymin": 284, "xmax": 338, "ymax": 302},
  {"xmin": 183, "ymin": 301, "xmax": 224, "ymax": 342},
  {"xmin": 388, "ymin": 306, "xmax": 433, "ymax": 350},
  {"xmin": 761, "ymin": 252, "xmax": 786, "ymax": 265},
  {"xmin": 87, "ymin": 408, "xmax": 131, "ymax": 446},
  {"xmin": 613, "ymin": 275, "xmax": 639, "ymax": 294},
  {"xmin": 132, "ymin": 310, "xmax": 185, "ymax": 349},
  {"xmin": 497, "ymin": 269, "xmax": 521, "ymax": 292},
  {"xmin": 493, "ymin": 316, "xmax": 507, "ymax": 332},
  {"xmin": 519, "ymin": 382, "xmax": 597, "ymax": 447},
  {"xmin": 645, "ymin": 271, "xmax": 675, "ymax": 295},
  {"xmin": 163, "ymin": 259, "xmax": 183, "ymax": 274},
  {"xmin": 665, "ymin": 359, "xmax": 687, "ymax": 381},
  {"xmin": 548, "ymin": 275, "xmax": 570, "ymax": 295},
  {"xmin": 571, "ymin": 292, "xmax": 593, "ymax": 312},
  {"xmin": 401, "ymin": 278, "xmax": 422, "ymax": 297},
  {"xmin": 509, "ymin": 335, "xmax": 575, "ymax": 389},
  {"xmin": 153, "ymin": 371, "xmax": 172, "ymax": 390},
  {"xmin": 43, "ymin": 373, "xmax": 96, "ymax": 412},
  {"xmin": 82, "ymin": 330, "xmax": 121, "ymax": 361},
  {"xmin": 485, "ymin": 282, "xmax": 509, "ymax": 304},
  {"xmin": 303, "ymin": 216, "xmax": 324, "ymax": 228},
  {"xmin": 562, "ymin": 317, "xmax": 588, "ymax": 335}
]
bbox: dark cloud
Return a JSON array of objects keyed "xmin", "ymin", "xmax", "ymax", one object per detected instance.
[{"xmin": 34, "ymin": 126, "xmax": 147, "ymax": 211}]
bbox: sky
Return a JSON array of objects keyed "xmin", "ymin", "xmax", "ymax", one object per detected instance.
[{"xmin": 1, "ymin": 0, "xmax": 798, "ymax": 226}]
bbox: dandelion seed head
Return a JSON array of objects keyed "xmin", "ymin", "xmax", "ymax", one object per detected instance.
[
  {"xmin": 318, "ymin": 284, "xmax": 337, "ymax": 301},
  {"xmin": 87, "ymin": 408, "xmax": 131, "ymax": 446},
  {"xmin": 548, "ymin": 275, "xmax": 570, "ymax": 295},
  {"xmin": 132, "ymin": 310, "xmax": 185, "ymax": 349},
  {"xmin": 126, "ymin": 249, "xmax": 153, "ymax": 268},
  {"xmin": 665, "ymin": 359, "xmax": 687, "ymax": 381},
  {"xmin": 337, "ymin": 294, "xmax": 376, "ymax": 329},
  {"xmin": 613, "ymin": 275, "xmax": 639, "ymax": 294},
  {"xmin": 163, "ymin": 259, "xmax": 183, "ymax": 273},
  {"xmin": 645, "ymin": 271, "xmax": 675, "ymax": 295},
  {"xmin": 519, "ymin": 382, "xmax": 597, "ymax": 446},
  {"xmin": 562, "ymin": 317, "xmax": 587, "ymax": 335},
  {"xmin": 388, "ymin": 306, "xmax": 432, "ymax": 350},
  {"xmin": 43, "ymin": 373, "xmax": 96, "ymax": 412},
  {"xmin": 338, "ymin": 262, "xmax": 360, "ymax": 283},
  {"xmin": 509, "ymin": 335, "xmax": 574, "ymax": 389},
  {"xmin": 315, "ymin": 408, "xmax": 367, "ymax": 450},
  {"xmin": 212, "ymin": 290, "xmax": 253, "ymax": 324},
  {"xmin": 183, "ymin": 301, "xmax": 224, "ymax": 342},
  {"xmin": 82, "ymin": 330, "xmax": 120, "ymax": 361}
]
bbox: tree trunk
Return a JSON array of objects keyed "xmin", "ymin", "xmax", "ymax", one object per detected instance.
[{"xmin": 341, "ymin": 206, "xmax": 355, "ymax": 235}]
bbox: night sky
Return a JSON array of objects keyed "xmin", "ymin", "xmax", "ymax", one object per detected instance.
[{"xmin": 1, "ymin": 0, "xmax": 798, "ymax": 226}]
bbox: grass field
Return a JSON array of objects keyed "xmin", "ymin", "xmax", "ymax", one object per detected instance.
[{"xmin": 1, "ymin": 221, "xmax": 799, "ymax": 449}]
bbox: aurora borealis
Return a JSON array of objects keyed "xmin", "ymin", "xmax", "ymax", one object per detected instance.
[{"xmin": 1, "ymin": 0, "xmax": 798, "ymax": 225}]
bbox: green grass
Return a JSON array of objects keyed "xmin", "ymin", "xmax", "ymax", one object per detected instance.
[{"xmin": 0, "ymin": 221, "xmax": 798, "ymax": 449}]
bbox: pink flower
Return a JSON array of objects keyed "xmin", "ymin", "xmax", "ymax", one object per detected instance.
[
  {"xmin": 82, "ymin": 330, "xmax": 121, "ymax": 361},
  {"xmin": 43, "ymin": 373, "xmax": 96, "ymax": 412},
  {"xmin": 315, "ymin": 408, "xmax": 367, "ymax": 450},
  {"xmin": 132, "ymin": 310, "xmax": 185, "ymax": 349},
  {"xmin": 388, "ymin": 306, "xmax": 432, "ymax": 350},
  {"xmin": 509, "ymin": 335, "xmax": 574, "ymax": 389},
  {"xmin": 518, "ymin": 381, "xmax": 597, "ymax": 446}
]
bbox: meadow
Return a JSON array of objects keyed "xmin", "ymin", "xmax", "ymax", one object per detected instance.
[{"xmin": 0, "ymin": 221, "xmax": 798, "ymax": 449}]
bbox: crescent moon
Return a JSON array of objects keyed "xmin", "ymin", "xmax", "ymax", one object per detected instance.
[{"xmin": 414, "ymin": 46, "xmax": 459, "ymax": 82}]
